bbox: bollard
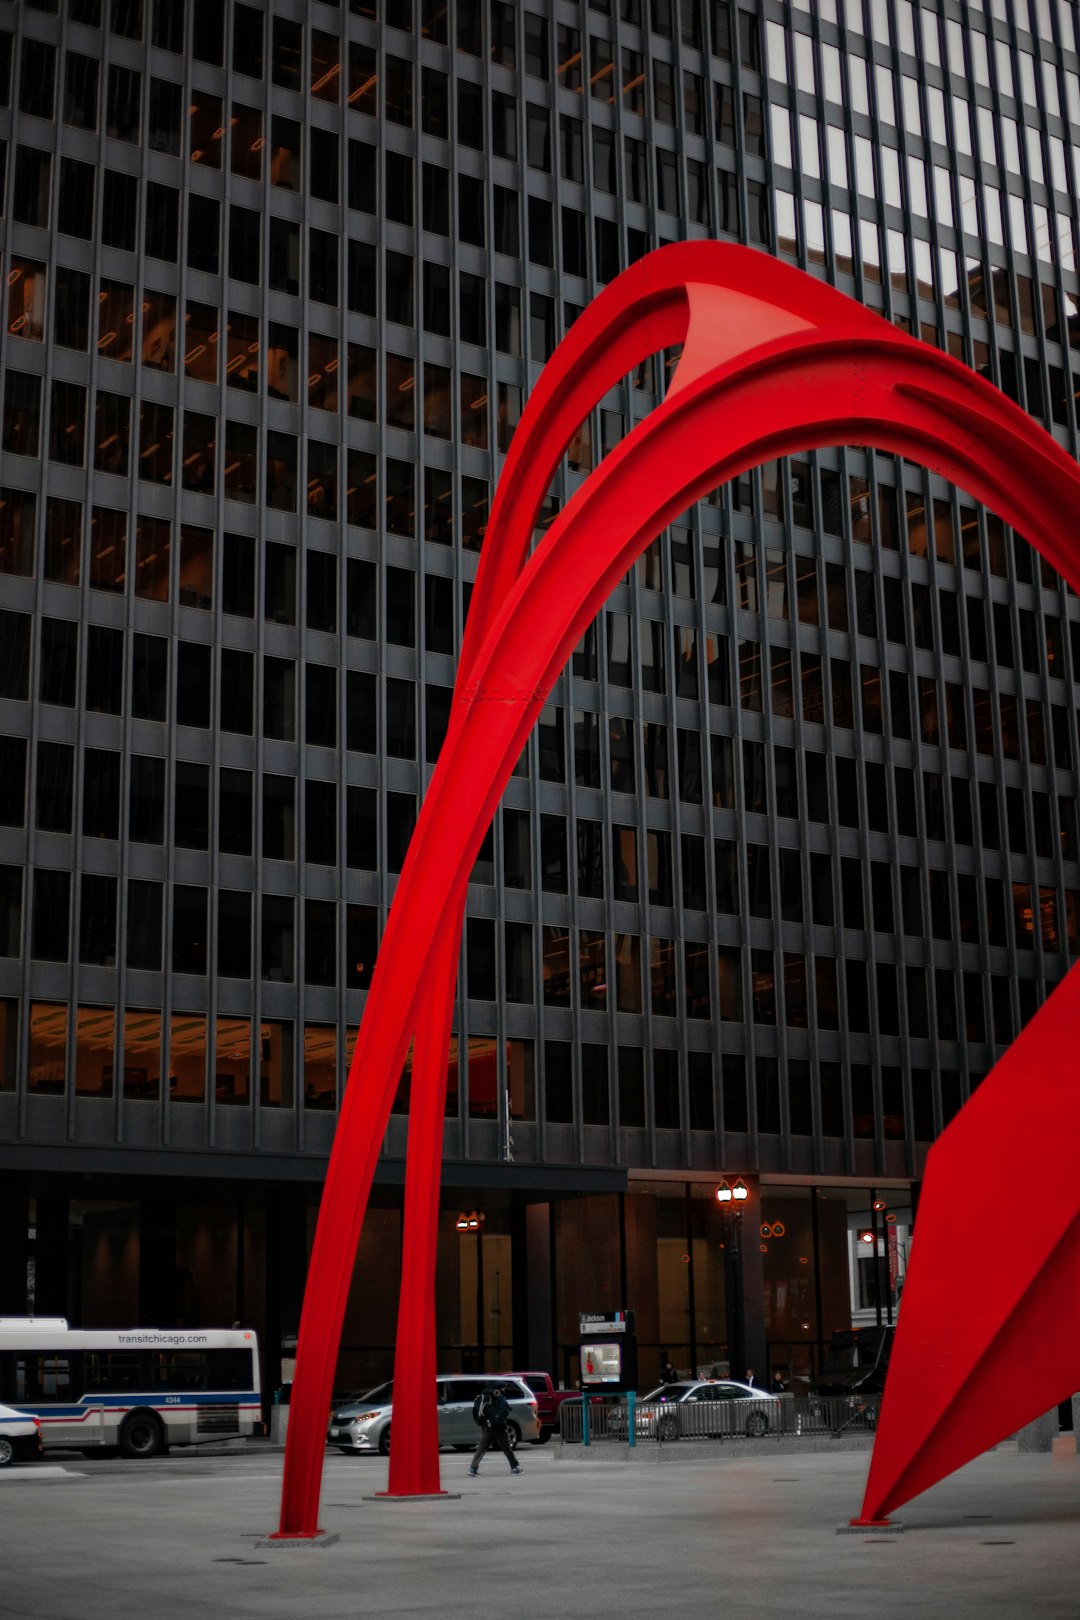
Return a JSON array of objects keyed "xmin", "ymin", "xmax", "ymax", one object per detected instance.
[
  {"xmin": 582, "ymin": 1397, "xmax": 590, "ymax": 1447},
  {"xmin": 627, "ymin": 1391, "xmax": 636, "ymax": 1449}
]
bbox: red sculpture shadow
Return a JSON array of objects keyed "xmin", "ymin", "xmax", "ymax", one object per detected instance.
[{"xmin": 273, "ymin": 243, "xmax": 1080, "ymax": 1538}]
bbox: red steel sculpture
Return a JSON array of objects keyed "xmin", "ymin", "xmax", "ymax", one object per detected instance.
[{"xmin": 274, "ymin": 242, "xmax": 1080, "ymax": 1538}]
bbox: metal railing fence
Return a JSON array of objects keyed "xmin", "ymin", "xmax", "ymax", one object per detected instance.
[{"xmin": 559, "ymin": 1394, "xmax": 881, "ymax": 1445}]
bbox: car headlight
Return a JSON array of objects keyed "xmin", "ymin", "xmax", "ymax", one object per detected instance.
[{"xmin": 351, "ymin": 1411, "xmax": 382, "ymax": 1423}]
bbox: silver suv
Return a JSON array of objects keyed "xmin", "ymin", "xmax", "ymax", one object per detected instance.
[{"xmin": 328, "ymin": 1375, "xmax": 540, "ymax": 1455}]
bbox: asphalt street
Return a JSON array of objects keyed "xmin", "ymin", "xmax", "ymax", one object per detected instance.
[{"xmin": 0, "ymin": 1443, "xmax": 1076, "ymax": 1619}]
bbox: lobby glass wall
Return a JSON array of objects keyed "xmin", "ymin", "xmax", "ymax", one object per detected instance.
[{"xmin": 762, "ymin": 1184, "xmax": 914, "ymax": 1391}]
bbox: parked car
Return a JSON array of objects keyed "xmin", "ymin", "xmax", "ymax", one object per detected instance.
[
  {"xmin": 0, "ymin": 1402, "xmax": 44, "ymax": 1467},
  {"xmin": 635, "ymin": 1380, "xmax": 779, "ymax": 1439},
  {"xmin": 327, "ymin": 1375, "xmax": 539, "ymax": 1456},
  {"xmin": 501, "ymin": 1372, "xmax": 579, "ymax": 1443}
]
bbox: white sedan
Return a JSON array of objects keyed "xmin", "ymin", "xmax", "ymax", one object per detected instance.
[
  {"xmin": 636, "ymin": 1380, "xmax": 780, "ymax": 1438},
  {"xmin": 0, "ymin": 1402, "xmax": 44, "ymax": 1467}
]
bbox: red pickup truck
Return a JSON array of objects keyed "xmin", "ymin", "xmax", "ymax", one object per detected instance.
[{"xmin": 503, "ymin": 1372, "xmax": 578, "ymax": 1443}]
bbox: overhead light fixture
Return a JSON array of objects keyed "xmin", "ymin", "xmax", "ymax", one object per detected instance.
[
  {"xmin": 715, "ymin": 1181, "xmax": 732, "ymax": 1205},
  {"xmin": 872, "ymin": 1198, "xmax": 888, "ymax": 1212},
  {"xmin": 858, "ymin": 1229, "xmax": 875, "ymax": 1245},
  {"xmin": 732, "ymin": 1178, "xmax": 749, "ymax": 1202}
]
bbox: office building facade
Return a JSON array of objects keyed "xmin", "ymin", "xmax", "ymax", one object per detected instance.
[{"xmin": 1, "ymin": 0, "xmax": 1078, "ymax": 1395}]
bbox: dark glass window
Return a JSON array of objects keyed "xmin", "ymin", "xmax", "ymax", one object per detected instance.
[
  {"xmin": 220, "ymin": 648, "xmax": 254, "ymax": 734},
  {"xmin": 79, "ymin": 874, "xmax": 118, "ymax": 965},
  {"xmin": 32, "ymin": 870, "xmax": 70, "ymax": 961},
  {"xmin": 126, "ymin": 879, "xmax": 162, "ymax": 969},
  {"xmin": 101, "ymin": 169, "xmax": 137, "ymax": 250},
  {"xmin": 174, "ymin": 761, "xmax": 209, "ymax": 850},
  {"xmin": 35, "ymin": 741, "xmax": 73, "ymax": 833},
  {"xmin": 304, "ymin": 899, "xmax": 337, "ymax": 986},
  {"xmin": 148, "ymin": 76, "xmax": 181, "ymax": 153},
  {"xmin": 83, "ymin": 748, "xmax": 121, "ymax": 838},
  {"xmin": 86, "ymin": 624, "xmax": 123, "ymax": 713},
  {"xmin": 20, "ymin": 39, "xmax": 57, "ymax": 120},
  {"xmin": 187, "ymin": 194, "xmax": 220, "ymax": 274},
  {"xmin": 106, "ymin": 62, "xmax": 141, "ymax": 140},
  {"xmin": 176, "ymin": 641, "xmax": 211, "ymax": 727},
  {"xmin": 306, "ymin": 663, "xmax": 337, "ymax": 750},
  {"xmin": 3, "ymin": 373, "xmax": 42, "ymax": 458},
  {"xmin": 346, "ymin": 786, "xmax": 377, "ymax": 870},
  {"xmin": 262, "ymin": 776, "xmax": 294, "ymax": 862},
  {"xmin": 172, "ymin": 885, "xmax": 208, "ymax": 974},
  {"xmin": 218, "ymin": 890, "xmax": 251, "ymax": 979},
  {"xmin": 129, "ymin": 755, "xmax": 164, "ymax": 844},
  {"xmin": 272, "ymin": 16, "xmax": 301, "ymax": 87},
  {"xmin": 57, "ymin": 156, "xmax": 94, "ymax": 239}
]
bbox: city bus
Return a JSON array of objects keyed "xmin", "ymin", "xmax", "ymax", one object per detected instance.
[{"xmin": 0, "ymin": 1318, "xmax": 261, "ymax": 1458}]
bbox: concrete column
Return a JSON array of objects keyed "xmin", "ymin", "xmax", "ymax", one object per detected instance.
[
  {"xmin": 33, "ymin": 1195, "xmax": 70, "ymax": 1318},
  {"xmin": 1017, "ymin": 1407, "xmax": 1059, "ymax": 1452},
  {"xmin": 738, "ymin": 1182, "xmax": 768, "ymax": 1386},
  {"xmin": 265, "ymin": 1186, "xmax": 308, "ymax": 1405},
  {"xmin": 523, "ymin": 1202, "xmax": 554, "ymax": 1373},
  {"xmin": 138, "ymin": 1194, "xmax": 178, "ymax": 1328},
  {"xmin": 0, "ymin": 1176, "xmax": 30, "ymax": 1314}
]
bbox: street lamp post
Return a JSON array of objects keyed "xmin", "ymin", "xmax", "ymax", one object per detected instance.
[{"xmin": 715, "ymin": 1178, "xmax": 750, "ymax": 1380}]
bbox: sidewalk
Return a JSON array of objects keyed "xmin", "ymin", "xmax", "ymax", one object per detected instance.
[{"xmin": 3, "ymin": 1444, "xmax": 1077, "ymax": 1619}]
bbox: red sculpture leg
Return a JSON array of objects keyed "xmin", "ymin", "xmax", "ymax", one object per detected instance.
[
  {"xmin": 384, "ymin": 916, "xmax": 461, "ymax": 1497},
  {"xmin": 277, "ymin": 243, "xmax": 1080, "ymax": 1537},
  {"xmin": 859, "ymin": 965, "xmax": 1080, "ymax": 1522}
]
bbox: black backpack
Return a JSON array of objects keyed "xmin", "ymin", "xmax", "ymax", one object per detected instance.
[{"xmin": 472, "ymin": 1390, "xmax": 495, "ymax": 1427}]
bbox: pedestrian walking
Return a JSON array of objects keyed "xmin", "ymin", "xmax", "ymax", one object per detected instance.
[
  {"xmin": 468, "ymin": 1383, "xmax": 522, "ymax": 1476},
  {"xmin": 659, "ymin": 1350, "xmax": 677, "ymax": 1384}
]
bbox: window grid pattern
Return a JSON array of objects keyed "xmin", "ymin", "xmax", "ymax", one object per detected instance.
[{"xmin": 0, "ymin": 0, "xmax": 1077, "ymax": 1184}]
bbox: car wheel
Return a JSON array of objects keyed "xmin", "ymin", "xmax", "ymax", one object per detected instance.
[
  {"xmin": 378, "ymin": 1425, "xmax": 391, "ymax": 1456},
  {"xmin": 119, "ymin": 1414, "xmax": 165, "ymax": 1459},
  {"xmin": 505, "ymin": 1422, "xmax": 521, "ymax": 1451},
  {"xmin": 745, "ymin": 1409, "xmax": 768, "ymax": 1439},
  {"xmin": 534, "ymin": 1428, "xmax": 552, "ymax": 1445},
  {"xmin": 659, "ymin": 1412, "xmax": 679, "ymax": 1441},
  {"xmin": 0, "ymin": 1437, "xmax": 13, "ymax": 1467}
]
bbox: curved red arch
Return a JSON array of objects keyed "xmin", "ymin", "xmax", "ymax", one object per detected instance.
[{"xmin": 276, "ymin": 245, "xmax": 1080, "ymax": 1536}]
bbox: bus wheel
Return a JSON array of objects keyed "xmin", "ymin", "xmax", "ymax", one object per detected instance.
[{"xmin": 119, "ymin": 1413, "xmax": 165, "ymax": 1459}]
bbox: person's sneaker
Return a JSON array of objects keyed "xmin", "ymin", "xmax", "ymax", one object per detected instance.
[
  {"xmin": 468, "ymin": 1468, "xmax": 478, "ymax": 1476},
  {"xmin": 511, "ymin": 1467, "xmax": 523, "ymax": 1475}
]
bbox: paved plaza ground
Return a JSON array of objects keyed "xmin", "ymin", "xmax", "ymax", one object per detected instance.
[{"xmin": 0, "ymin": 1442, "xmax": 1076, "ymax": 1619}]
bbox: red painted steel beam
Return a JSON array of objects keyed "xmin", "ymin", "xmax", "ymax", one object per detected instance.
[
  {"xmin": 859, "ymin": 966, "xmax": 1080, "ymax": 1522},
  {"xmin": 275, "ymin": 244, "xmax": 1080, "ymax": 1537}
]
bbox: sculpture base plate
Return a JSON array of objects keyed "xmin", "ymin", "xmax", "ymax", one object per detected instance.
[
  {"xmin": 258, "ymin": 1531, "xmax": 340, "ymax": 1549},
  {"xmin": 838, "ymin": 1518, "xmax": 903, "ymax": 1534},
  {"xmin": 363, "ymin": 1491, "xmax": 461, "ymax": 1502}
]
